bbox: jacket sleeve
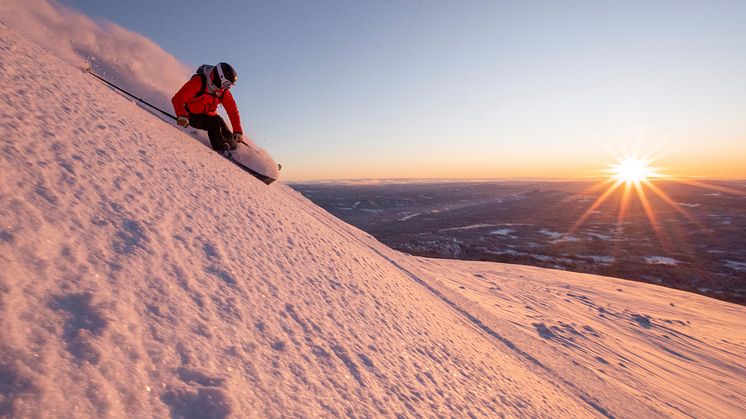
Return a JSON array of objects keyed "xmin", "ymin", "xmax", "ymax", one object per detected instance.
[
  {"xmin": 220, "ymin": 90, "xmax": 243, "ymax": 134},
  {"xmin": 171, "ymin": 76, "xmax": 202, "ymax": 118}
]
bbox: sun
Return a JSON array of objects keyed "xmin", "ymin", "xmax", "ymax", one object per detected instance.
[
  {"xmin": 572, "ymin": 155, "xmax": 671, "ymax": 234},
  {"xmin": 573, "ymin": 150, "xmax": 745, "ymax": 242},
  {"xmin": 610, "ymin": 157, "xmax": 656, "ymax": 184}
]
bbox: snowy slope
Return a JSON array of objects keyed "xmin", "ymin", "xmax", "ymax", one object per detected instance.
[{"xmin": 1, "ymin": 22, "xmax": 745, "ymax": 419}]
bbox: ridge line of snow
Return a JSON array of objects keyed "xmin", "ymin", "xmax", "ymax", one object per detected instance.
[
  {"xmin": 365, "ymin": 247, "xmax": 617, "ymax": 418},
  {"xmin": 280, "ymin": 187, "xmax": 621, "ymax": 416}
]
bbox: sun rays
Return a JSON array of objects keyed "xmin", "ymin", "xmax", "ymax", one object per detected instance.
[
  {"xmin": 572, "ymin": 152, "xmax": 746, "ymax": 248},
  {"xmin": 572, "ymin": 156, "xmax": 678, "ymax": 242}
]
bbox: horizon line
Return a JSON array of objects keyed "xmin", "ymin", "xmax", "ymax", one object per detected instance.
[{"xmin": 287, "ymin": 176, "xmax": 746, "ymax": 185}]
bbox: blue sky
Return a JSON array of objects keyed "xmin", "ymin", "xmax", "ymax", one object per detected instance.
[{"xmin": 61, "ymin": 0, "xmax": 746, "ymax": 180}]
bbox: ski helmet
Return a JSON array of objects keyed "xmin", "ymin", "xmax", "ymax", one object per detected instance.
[{"xmin": 212, "ymin": 62, "xmax": 237, "ymax": 89}]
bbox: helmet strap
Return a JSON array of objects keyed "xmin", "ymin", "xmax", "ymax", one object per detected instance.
[{"xmin": 216, "ymin": 64, "xmax": 230, "ymax": 88}]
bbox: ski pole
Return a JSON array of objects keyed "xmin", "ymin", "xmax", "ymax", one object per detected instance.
[{"xmin": 85, "ymin": 68, "xmax": 177, "ymax": 121}]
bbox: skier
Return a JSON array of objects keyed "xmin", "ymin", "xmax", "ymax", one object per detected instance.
[{"xmin": 172, "ymin": 62, "xmax": 243, "ymax": 154}]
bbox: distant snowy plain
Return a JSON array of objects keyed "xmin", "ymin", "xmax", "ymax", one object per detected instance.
[{"xmin": 1, "ymin": 5, "xmax": 745, "ymax": 418}]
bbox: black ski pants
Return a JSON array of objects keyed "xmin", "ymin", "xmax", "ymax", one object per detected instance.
[{"xmin": 188, "ymin": 114, "xmax": 236, "ymax": 151}]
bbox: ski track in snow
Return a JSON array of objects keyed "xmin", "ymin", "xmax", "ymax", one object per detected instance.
[{"xmin": 1, "ymin": 22, "xmax": 746, "ymax": 419}]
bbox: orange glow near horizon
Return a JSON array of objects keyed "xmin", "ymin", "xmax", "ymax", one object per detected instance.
[{"xmin": 285, "ymin": 155, "xmax": 746, "ymax": 182}]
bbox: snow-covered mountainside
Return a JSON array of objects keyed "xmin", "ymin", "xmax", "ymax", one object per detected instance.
[{"xmin": 1, "ymin": 22, "xmax": 744, "ymax": 418}]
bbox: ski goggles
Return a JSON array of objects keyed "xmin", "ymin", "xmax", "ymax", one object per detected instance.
[{"xmin": 216, "ymin": 65, "xmax": 235, "ymax": 89}]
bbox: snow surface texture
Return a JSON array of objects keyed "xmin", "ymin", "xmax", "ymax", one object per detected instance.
[{"xmin": 1, "ymin": 21, "xmax": 746, "ymax": 419}]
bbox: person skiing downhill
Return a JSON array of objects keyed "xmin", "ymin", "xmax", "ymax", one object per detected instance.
[{"xmin": 172, "ymin": 62, "xmax": 243, "ymax": 154}]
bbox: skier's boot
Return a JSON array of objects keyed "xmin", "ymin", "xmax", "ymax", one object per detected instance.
[{"xmin": 225, "ymin": 135, "xmax": 238, "ymax": 151}]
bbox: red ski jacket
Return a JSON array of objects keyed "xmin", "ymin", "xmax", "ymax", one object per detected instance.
[{"xmin": 171, "ymin": 75, "xmax": 243, "ymax": 134}]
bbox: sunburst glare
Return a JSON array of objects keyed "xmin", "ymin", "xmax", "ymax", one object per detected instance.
[
  {"xmin": 572, "ymin": 155, "xmax": 677, "ymax": 241},
  {"xmin": 575, "ymin": 152, "xmax": 746, "ymax": 239},
  {"xmin": 610, "ymin": 158, "xmax": 657, "ymax": 184}
]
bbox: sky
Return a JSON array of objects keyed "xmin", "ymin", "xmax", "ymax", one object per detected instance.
[{"xmin": 54, "ymin": 0, "xmax": 746, "ymax": 180}]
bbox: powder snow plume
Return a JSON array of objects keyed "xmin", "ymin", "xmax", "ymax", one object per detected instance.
[
  {"xmin": 0, "ymin": 0, "xmax": 191, "ymax": 113},
  {"xmin": 1, "ymin": 10, "xmax": 745, "ymax": 419}
]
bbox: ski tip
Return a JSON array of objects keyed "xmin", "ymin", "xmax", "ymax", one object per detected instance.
[{"xmin": 218, "ymin": 148, "xmax": 278, "ymax": 185}]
